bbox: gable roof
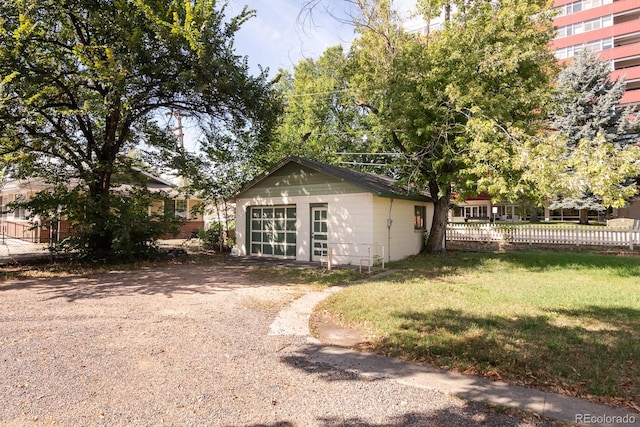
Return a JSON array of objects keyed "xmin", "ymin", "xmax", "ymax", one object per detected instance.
[{"xmin": 235, "ymin": 156, "xmax": 432, "ymax": 202}]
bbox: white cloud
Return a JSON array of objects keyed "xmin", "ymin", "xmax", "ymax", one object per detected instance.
[
  {"xmin": 227, "ymin": 0, "xmax": 354, "ymax": 75},
  {"xmin": 225, "ymin": 0, "xmax": 418, "ymax": 76}
]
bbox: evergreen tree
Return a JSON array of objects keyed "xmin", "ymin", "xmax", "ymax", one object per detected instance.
[{"xmin": 547, "ymin": 49, "xmax": 640, "ymax": 224}]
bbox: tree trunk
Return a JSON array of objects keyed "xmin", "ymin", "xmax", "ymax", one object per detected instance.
[
  {"xmin": 579, "ymin": 209, "xmax": 589, "ymax": 225},
  {"xmin": 425, "ymin": 181, "xmax": 451, "ymax": 253},
  {"xmin": 85, "ymin": 174, "xmax": 114, "ymax": 258}
]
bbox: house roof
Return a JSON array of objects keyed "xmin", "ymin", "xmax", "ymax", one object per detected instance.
[
  {"xmin": 235, "ymin": 156, "xmax": 432, "ymax": 202},
  {"xmin": 1, "ymin": 168, "xmax": 180, "ymax": 195}
]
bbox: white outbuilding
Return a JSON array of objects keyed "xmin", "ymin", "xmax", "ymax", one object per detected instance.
[{"xmin": 234, "ymin": 157, "xmax": 433, "ymax": 266}]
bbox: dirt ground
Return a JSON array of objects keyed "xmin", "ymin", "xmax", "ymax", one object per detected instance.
[{"xmin": 0, "ymin": 262, "xmax": 562, "ymax": 427}]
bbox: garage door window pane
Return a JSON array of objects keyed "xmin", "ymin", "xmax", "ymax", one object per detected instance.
[{"xmin": 249, "ymin": 205, "xmax": 296, "ymax": 257}]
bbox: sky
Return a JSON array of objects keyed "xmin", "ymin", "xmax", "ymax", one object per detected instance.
[
  {"xmin": 178, "ymin": 0, "xmax": 418, "ymax": 150},
  {"xmin": 226, "ymin": 0, "xmax": 417, "ymax": 76}
]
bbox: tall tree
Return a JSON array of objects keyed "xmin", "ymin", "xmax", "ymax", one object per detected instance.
[
  {"xmin": 0, "ymin": 0, "xmax": 276, "ymax": 259},
  {"xmin": 267, "ymin": 46, "xmax": 381, "ymax": 166},
  {"xmin": 542, "ymin": 50, "xmax": 640, "ymax": 224},
  {"xmin": 309, "ymin": 0, "xmax": 557, "ymax": 251}
]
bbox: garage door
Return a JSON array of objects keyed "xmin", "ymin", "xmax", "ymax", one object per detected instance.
[{"xmin": 250, "ymin": 206, "xmax": 297, "ymax": 257}]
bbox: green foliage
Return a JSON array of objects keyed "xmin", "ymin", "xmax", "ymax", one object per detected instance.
[
  {"xmin": 198, "ymin": 222, "xmax": 235, "ymax": 251},
  {"xmin": 266, "ymin": 46, "xmax": 382, "ymax": 167},
  {"xmin": 15, "ymin": 185, "xmax": 183, "ymax": 260},
  {"xmin": 0, "ymin": 0, "xmax": 276, "ymax": 259},
  {"xmin": 307, "ymin": 0, "xmax": 557, "ymax": 251},
  {"xmin": 527, "ymin": 50, "xmax": 640, "ymax": 217}
]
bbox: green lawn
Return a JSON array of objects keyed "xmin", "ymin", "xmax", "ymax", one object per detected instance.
[{"xmin": 317, "ymin": 250, "xmax": 640, "ymax": 409}]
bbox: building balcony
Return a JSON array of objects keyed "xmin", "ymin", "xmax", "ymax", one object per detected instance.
[
  {"xmin": 599, "ymin": 43, "xmax": 640, "ymax": 63},
  {"xmin": 620, "ymin": 88, "xmax": 640, "ymax": 104},
  {"xmin": 610, "ymin": 65, "xmax": 640, "ymax": 81},
  {"xmin": 552, "ymin": 19, "xmax": 640, "ymax": 49},
  {"xmin": 554, "ymin": 0, "xmax": 639, "ymax": 28}
]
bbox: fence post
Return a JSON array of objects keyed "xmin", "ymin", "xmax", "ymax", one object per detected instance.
[{"xmin": 628, "ymin": 229, "xmax": 633, "ymax": 251}]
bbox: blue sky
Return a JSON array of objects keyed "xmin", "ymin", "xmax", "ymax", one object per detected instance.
[
  {"xmin": 178, "ymin": 1, "xmax": 417, "ymax": 150},
  {"xmin": 227, "ymin": 0, "xmax": 417, "ymax": 76}
]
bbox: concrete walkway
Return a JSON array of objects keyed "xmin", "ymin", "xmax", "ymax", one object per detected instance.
[
  {"xmin": 0, "ymin": 237, "xmax": 50, "ymax": 264},
  {"xmin": 269, "ymin": 284, "xmax": 639, "ymax": 427}
]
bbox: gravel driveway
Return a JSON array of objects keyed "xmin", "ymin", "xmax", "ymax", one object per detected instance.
[{"xmin": 0, "ymin": 263, "xmax": 558, "ymax": 426}]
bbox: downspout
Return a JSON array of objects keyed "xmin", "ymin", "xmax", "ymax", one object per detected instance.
[{"xmin": 387, "ymin": 198, "xmax": 393, "ymax": 262}]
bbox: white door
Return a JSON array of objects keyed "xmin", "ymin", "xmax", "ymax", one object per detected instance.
[{"xmin": 311, "ymin": 206, "xmax": 328, "ymax": 262}]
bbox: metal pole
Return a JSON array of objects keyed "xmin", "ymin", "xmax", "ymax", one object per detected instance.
[{"xmin": 57, "ymin": 205, "xmax": 62, "ymax": 247}]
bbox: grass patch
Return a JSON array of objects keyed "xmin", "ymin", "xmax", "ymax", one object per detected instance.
[{"xmin": 318, "ymin": 250, "xmax": 640, "ymax": 409}]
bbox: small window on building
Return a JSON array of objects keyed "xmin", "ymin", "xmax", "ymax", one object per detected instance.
[
  {"xmin": 11, "ymin": 195, "xmax": 28, "ymax": 220},
  {"xmin": 414, "ymin": 206, "xmax": 426, "ymax": 230},
  {"xmin": 164, "ymin": 199, "xmax": 188, "ymax": 219},
  {"xmin": 1, "ymin": 196, "xmax": 7, "ymax": 220},
  {"xmin": 176, "ymin": 200, "xmax": 188, "ymax": 219}
]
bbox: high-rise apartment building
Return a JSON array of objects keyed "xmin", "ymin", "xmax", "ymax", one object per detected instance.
[
  {"xmin": 551, "ymin": 0, "xmax": 640, "ymax": 106},
  {"xmin": 405, "ymin": 1, "xmax": 640, "ymax": 106}
]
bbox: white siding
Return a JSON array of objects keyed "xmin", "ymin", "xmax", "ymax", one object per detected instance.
[
  {"xmin": 236, "ymin": 193, "xmax": 375, "ymax": 263},
  {"xmin": 236, "ymin": 193, "xmax": 434, "ymax": 265},
  {"xmin": 326, "ymin": 194, "xmax": 374, "ymax": 265},
  {"xmin": 372, "ymin": 197, "xmax": 434, "ymax": 262}
]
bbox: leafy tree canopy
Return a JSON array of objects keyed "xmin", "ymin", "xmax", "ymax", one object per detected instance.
[
  {"xmin": 523, "ymin": 49, "xmax": 640, "ymax": 223},
  {"xmin": 0, "ymin": 0, "xmax": 277, "ymax": 259},
  {"xmin": 265, "ymin": 46, "xmax": 384, "ymax": 166},
  {"xmin": 299, "ymin": 0, "xmax": 558, "ymax": 251}
]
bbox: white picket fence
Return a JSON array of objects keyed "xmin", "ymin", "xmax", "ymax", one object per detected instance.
[{"xmin": 446, "ymin": 223, "xmax": 640, "ymax": 249}]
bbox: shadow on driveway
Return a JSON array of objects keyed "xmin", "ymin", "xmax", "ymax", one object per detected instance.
[{"xmin": 0, "ymin": 262, "xmax": 298, "ymax": 302}]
